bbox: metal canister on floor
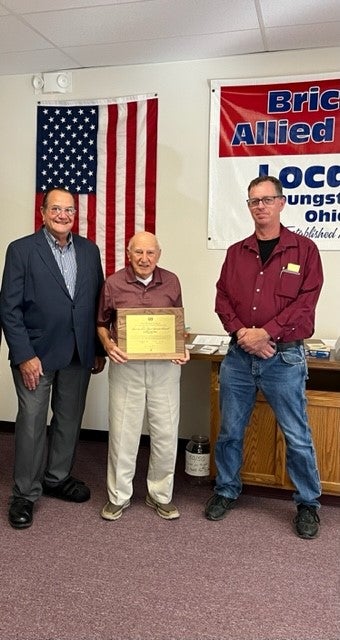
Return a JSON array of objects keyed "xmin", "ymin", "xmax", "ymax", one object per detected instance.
[{"xmin": 185, "ymin": 435, "xmax": 210, "ymax": 485}]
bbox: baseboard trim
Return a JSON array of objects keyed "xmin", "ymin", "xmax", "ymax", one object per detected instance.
[
  {"xmin": 0, "ymin": 420, "xmax": 15, "ymax": 433},
  {"xmin": 78, "ymin": 429, "xmax": 189, "ymax": 451},
  {"xmin": 241, "ymin": 484, "xmax": 339, "ymax": 506}
]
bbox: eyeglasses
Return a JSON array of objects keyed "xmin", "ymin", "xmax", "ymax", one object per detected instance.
[
  {"xmin": 47, "ymin": 206, "xmax": 77, "ymax": 216},
  {"xmin": 247, "ymin": 196, "xmax": 283, "ymax": 208}
]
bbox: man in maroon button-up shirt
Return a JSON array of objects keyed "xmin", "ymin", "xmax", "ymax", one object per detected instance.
[{"xmin": 205, "ymin": 176, "xmax": 323, "ymax": 539}]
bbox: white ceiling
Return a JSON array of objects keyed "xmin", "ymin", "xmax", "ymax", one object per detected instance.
[{"xmin": 0, "ymin": 0, "xmax": 339, "ymax": 76}]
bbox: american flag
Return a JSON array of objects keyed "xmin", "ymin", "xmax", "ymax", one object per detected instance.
[{"xmin": 35, "ymin": 94, "xmax": 158, "ymax": 277}]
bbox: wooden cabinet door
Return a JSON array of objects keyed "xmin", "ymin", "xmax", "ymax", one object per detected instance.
[{"xmin": 241, "ymin": 393, "xmax": 284, "ymax": 486}]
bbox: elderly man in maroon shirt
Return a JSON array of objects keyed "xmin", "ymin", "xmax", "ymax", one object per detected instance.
[
  {"xmin": 205, "ymin": 176, "xmax": 323, "ymax": 539},
  {"xmin": 97, "ymin": 231, "xmax": 189, "ymax": 521}
]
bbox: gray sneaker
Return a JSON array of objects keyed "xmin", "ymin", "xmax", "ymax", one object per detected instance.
[
  {"xmin": 205, "ymin": 494, "xmax": 236, "ymax": 520},
  {"xmin": 293, "ymin": 504, "xmax": 320, "ymax": 539},
  {"xmin": 101, "ymin": 500, "xmax": 130, "ymax": 521},
  {"xmin": 145, "ymin": 493, "xmax": 180, "ymax": 519}
]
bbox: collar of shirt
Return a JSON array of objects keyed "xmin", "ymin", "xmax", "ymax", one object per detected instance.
[
  {"xmin": 126, "ymin": 264, "xmax": 162, "ymax": 286},
  {"xmin": 43, "ymin": 226, "xmax": 73, "ymax": 251},
  {"xmin": 43, "ymin": 227, "xmax": 77, "ymax": 299},
  {"xmin": 244, "ymin": 224, "xmax": 298, "ymax": 254},
  {"xmin": 136, "ymin": 274, "xmax": 153, "ymax": 286}
]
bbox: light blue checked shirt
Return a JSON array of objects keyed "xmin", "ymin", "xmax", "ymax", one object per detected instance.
[{"xmin": 43, "ymin": 228, "xmax": 77, "ymax": 299}]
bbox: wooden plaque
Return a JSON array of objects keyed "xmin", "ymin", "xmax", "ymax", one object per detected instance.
[{"xmin": 117, "ymin": 307, "xmax": 185, "ymax": 359}]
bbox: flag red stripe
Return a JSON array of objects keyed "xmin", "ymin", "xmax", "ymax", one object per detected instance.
[
  {"xmin": 72, "ymin": 194, "xmax": 79, "ymax": 234},
  {"xmin": 35, "ymin": 193, "xmax": 44, "ymax": 229},
  {"xmin": 144, "ymin": 98, "xmax": 158, "ymax": 232},
  {"xmin": 86, "ymin": 194, "xmax": 97, "ymax": 243}
]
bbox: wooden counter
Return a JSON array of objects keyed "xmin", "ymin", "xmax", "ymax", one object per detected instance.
[{"xmin": 189, "ymin": 337, "xmax": 340, "ymax": 496}]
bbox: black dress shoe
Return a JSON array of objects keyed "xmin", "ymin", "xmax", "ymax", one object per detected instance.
[
  {"xmin": 42, "ymin": 476, "xmax": 90, "ymax": 502},
  {"xmin": 9, "ymin": 497, "xmax": 34, "ymax": 529}
]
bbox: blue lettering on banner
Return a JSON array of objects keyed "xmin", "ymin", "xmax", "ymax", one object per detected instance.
[
  {"xmin": 287, "ymin": 193, "xmax": 340, "ymax": 206},
  {"xmin": 259, "ymin": 164, "xmax": 340, "ymax": 188},
  {"xmin": 305, "ymin": 209, "xmax": 340, "ymax": 222},
  {"xmin": 231, "ymin": 118, "xmax": 334, "ymax": 146},
  {"xmin": 267, "ymin": 86, "xmax": 340, "ymax": 113},
  {"xmin": 287, "ymin": 226, "xmax": 340, "ymax": 239},
  {"xmin": 258, "ymin": 163, "xmax": 340, "ymax": 228}
]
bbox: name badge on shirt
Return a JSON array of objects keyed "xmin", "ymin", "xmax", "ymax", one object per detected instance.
[{"xmin": 281, "ymin": 263, "xmax": 300, "ymax": 276}]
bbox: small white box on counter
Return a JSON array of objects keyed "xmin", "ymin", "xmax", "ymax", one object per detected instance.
[{"xmin": 305, "ymin": 339, "xmax": 331, "ymax": 359}]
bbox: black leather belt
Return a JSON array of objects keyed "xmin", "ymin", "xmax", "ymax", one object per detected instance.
[
  {"xmin": 275, "ymin": 340, "xmax": 303, "ymax": 351},
  {"xmin": 230, "ymin": 337, "xmax": 303, "ymax": 351}
]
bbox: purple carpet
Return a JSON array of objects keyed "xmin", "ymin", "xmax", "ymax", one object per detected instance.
[{"xmin": 0, "ymin": 431, "xmax": 339, "ymax": 640}]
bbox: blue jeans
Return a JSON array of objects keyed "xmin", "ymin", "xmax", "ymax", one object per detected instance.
[{"xmin": 214, "ymin": 342, "xmax": 321, "ymax": 507}]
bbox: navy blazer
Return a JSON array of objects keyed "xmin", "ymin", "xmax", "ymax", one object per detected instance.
[{"xmin": 0, "ymin": 228, "xmax": 104, "ymax": 371}]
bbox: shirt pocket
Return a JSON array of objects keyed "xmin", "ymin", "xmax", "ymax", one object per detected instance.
[{"xmin": 275, "ymin": 271, "xmax": 301, "ymax": 299}]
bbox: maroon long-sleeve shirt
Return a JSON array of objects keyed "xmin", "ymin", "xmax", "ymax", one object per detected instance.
[{"xmin": 215, "ymin": 225, "xmax": 323, "ymax": 343}]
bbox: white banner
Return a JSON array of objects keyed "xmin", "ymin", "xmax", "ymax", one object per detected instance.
[{"xmin": 208, "ymin": 74, "xmax": 340, "ymax": 251}]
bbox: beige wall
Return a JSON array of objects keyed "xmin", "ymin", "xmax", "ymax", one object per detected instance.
[{"xmin": 1, "ymin": 48, "xmax": 339, "ymax": 437}]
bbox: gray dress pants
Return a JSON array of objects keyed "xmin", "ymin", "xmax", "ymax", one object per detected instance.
[{"xmin": 11, "ymin": 357, "xmax": 91, "ymax": 501}]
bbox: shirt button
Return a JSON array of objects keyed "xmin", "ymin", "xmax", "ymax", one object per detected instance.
[
  {"xmin": 253, "ymin": 306, "xmax": 257, "ymax": 310},
  {"xmin": 256, "ymin": 288, "xmax": 260, "ymax": 292}
]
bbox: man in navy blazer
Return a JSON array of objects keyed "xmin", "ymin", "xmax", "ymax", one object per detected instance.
[{"xmin": 0, "ymin": 187, "xmax": 106, "ymax": 529}]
